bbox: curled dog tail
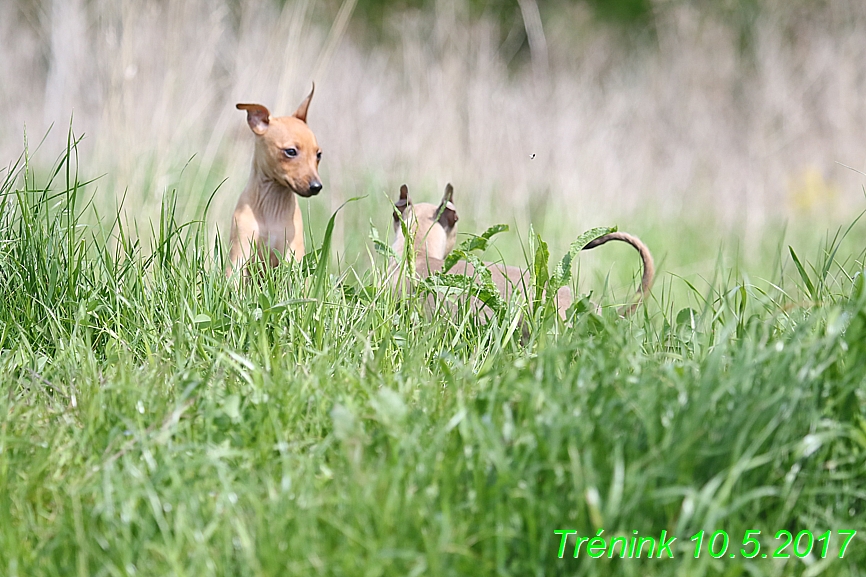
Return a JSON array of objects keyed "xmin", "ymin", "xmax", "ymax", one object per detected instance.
[{"xmin": 583, "ymin": 231, "xmax": 655, "ymax": 315}]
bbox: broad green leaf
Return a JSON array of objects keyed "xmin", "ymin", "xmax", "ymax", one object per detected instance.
[
  {"xmin": 552, "ymin": 226, "xmax": 617, "ymax": 289},
  {"xmin": 444, "ymin": 224, "xmax": 509, "ymax": 271},
  {"xmin": 532, "ymin": 233, "xmax": 549, "ymax": 312},
  {"xmin": 427, "ymin": 252, "xmax": 505, "ymax": 317},
  {"xmin": 675, "ymin": 307, "xmax": 698, "ymax": 328},
  {"xmin": 373, "ymin": 238, "xmax": 397, "ymax": 259}
]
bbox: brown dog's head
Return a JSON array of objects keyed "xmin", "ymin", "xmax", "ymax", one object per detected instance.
[
  {"xmin": 392, "ymin": 183, "xmax": 458, "ymax": 260},
  {"xmin": 236, "ymin": 84, "xmax": 323, "ymax": 197}
]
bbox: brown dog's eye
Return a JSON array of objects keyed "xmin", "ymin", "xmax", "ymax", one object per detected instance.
[
  {"xmin": 316, "ymin": 151, "xmax": 322, "ymax": 161},
  {"xmin": 283, "ymin": 148, "xmax": 298, "ymax": 158}
]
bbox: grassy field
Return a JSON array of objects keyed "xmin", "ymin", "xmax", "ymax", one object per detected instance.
[{"xmin": 1, "ymin": 133, "xmax": 865, "ymax": 577}]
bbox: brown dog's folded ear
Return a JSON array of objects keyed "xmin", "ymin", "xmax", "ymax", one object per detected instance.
[
  {"xmin": 236, "ymin": 103, "xmax": 270, "ymax": 135},
  {"xmin": 293, "ymin": 82, "xmax": 315, "ymax": 123}
]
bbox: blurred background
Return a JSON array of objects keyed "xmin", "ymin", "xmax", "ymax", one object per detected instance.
[{"xmin": 2, "ymin": 0, "xmax": 866, "ymax": 292}]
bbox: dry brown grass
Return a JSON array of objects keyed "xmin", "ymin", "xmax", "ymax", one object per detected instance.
[{"xmin": 2, "ymin": 0, "xmax": 866, "ymax": 270}]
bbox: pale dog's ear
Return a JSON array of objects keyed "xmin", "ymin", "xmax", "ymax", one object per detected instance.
[
  {"xmin": 393, "ymin": 184, "xmax": 415, "ymax": 241},
  {"xmin": 439, "ymin": 183, "xmax": 454, "ymax": 206},
  {"xmin": 437, "ymin": 183, "xmax": 458, "ymax": 229},
  {"xmin": 394, "ymin": 184, "xmax": 411, "ymax": 222},
  {"xmin": 236, "ymin": 103, "xmax": 270, "ymax": 135},
  {"xmin": 293, "ymin": 82, "xmax": 315, "ymax": 123}
]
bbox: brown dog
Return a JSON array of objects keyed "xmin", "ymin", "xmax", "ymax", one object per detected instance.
[
  {"xmin": 390, "ymin": 184, "xmax": 655, "ymax": 319},
  {"xmin": 227, "ymin": 85, "xmax": 323, "ymax": 276}
]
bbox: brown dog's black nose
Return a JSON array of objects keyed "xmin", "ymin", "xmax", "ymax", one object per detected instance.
[{"xmin": 309, "ymin": 181, "xmax": 323, "ymax": 195}]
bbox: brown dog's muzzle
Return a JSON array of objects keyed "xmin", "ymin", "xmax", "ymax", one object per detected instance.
[{"xmin": 292, "ymin": 178, "xmax": 323, "ymax": 197}]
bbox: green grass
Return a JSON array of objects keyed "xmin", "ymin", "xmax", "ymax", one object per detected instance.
[{"xmin": 1, "ymin": 137, "xmax": 865, "ymax": 577}]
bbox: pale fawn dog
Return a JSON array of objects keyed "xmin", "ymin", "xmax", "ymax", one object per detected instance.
[{"xmin": 389, "ymin": 184, "xmax": 654, "ymax": 319}]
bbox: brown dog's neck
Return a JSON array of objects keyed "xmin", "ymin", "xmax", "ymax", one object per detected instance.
[{"xmin": 245, "ymin": 169, "xmax": 299, "ymax": 220}]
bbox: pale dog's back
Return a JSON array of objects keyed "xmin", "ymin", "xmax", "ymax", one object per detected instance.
[{"xmin": 388, "ymin": 183, "xmax": 655, "ymax": 320}]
